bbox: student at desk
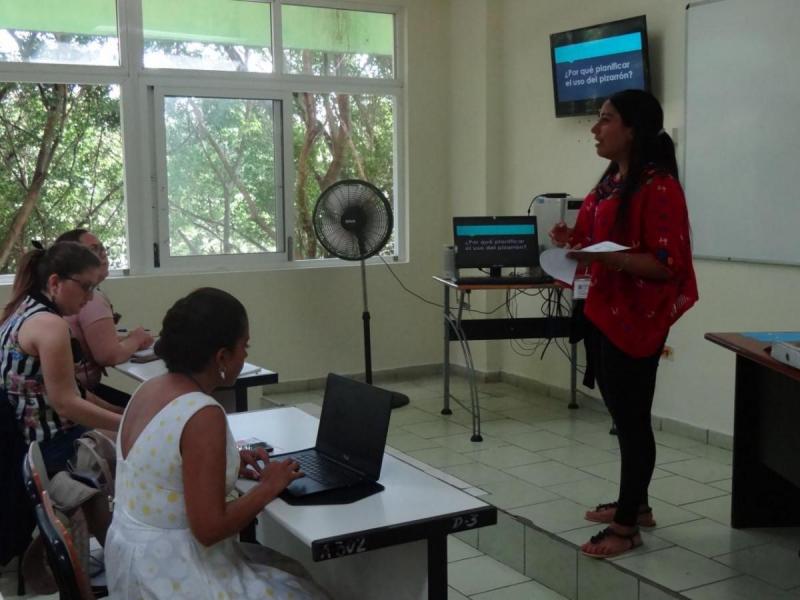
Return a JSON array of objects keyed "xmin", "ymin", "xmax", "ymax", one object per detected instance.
[
  {"xmin": 57, "ymin": 229, "xmax": 153, "ymax": 406},
  {"xmin": 0, "ymin": 242, "xmax": 121, "ymax": 546},
  {"xmin": 107, "ymin": 287, "xmax": 327, "ymax": 600},
  {"xmin": 550, "ymin": 90, "xmax": 698, "ymax": 558}
]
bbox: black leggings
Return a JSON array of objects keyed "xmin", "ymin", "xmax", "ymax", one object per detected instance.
[{"xmin": 586, "ymin": 322, "xmax": 663, "ymax": 527}]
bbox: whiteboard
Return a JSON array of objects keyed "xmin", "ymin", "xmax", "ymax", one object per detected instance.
[{"xmin": 684, "ymin": 0, "xmax": 800, "ymax": 265}]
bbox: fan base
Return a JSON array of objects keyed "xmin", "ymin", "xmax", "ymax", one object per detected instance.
[{"xmin": 390, "ymin": 392, "xmax": 410, "ymax": 409}]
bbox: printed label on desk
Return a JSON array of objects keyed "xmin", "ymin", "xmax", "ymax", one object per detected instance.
[
  {"xmin": 314, "ymin": 536, "xmax": 368, "ymax": 561},
  {"xmin": 450, "ymin": 512, "xmax": 480, "ymax": 532},
  {"xmin": 573, "ymin": 276, "xmax": 590, "ymax": 300}
]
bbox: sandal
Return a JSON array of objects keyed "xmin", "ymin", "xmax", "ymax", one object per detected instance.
[
  {"xmin": 584, "ymin": 502, "xmax": 656, "ymax": 528},
  {"xmin": 581, "ymin": 526, "xmax": 642, "ymax": 559}
]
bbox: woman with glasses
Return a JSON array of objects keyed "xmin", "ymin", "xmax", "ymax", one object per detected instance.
[
  {"xmin": 57, "ymin": 229, "xmax": 153, "ymax": 406},
  {"xmin": 1, "ymin": 242, "xmax": 122, "ymax": 474}
]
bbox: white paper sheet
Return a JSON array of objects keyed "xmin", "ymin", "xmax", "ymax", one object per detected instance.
[
  {"xmin": 540, "ymin": 248, "xmax": 577, "ymax": 284},
  {"xmin": 540, "ymin": 242, "xmax": 630, "ymax": 284}
]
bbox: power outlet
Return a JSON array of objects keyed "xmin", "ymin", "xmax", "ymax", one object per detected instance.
[{"xmin": 661, "ymin": 345, "xmax": 674, "ymax": 361}]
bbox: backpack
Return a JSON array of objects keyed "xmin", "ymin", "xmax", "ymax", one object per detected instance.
[{"xmin": 68, "ymin": 430, "xmax": 116, "ymax": 499}]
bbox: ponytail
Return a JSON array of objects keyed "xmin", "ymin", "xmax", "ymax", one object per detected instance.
[{"xmin": 2, "ymin": 242, "xmax": 100, "ymax": 323}]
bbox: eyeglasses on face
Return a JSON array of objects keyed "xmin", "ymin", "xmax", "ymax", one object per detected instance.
[
  {"xmin": 64, "ymin": 276, "xmax": 96, "ymax": 294},
  {"xmin": 88, "ymin": 243, "xmax": 107, "ymax": 256}
]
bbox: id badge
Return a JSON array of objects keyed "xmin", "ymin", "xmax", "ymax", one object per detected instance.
[{"xmin": 573, "ymin": 276, "xmax": 590, "ymax": 300}]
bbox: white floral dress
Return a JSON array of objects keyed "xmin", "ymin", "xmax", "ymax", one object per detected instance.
[{"xmin": 106, "ymin": 392, "xmax": 326, "ymax": 600}]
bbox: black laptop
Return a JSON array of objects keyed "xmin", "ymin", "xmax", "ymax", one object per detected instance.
[{"xmin": 272, "ymin": 373, "xmax": 392, "ymax": 498}]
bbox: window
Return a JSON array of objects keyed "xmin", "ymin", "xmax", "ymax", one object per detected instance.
[
  {"xmin": 142, "ymin": 0, "xmax": 273, "ymax": 72},
  {"xmin": 0, "ymin": 83, "xmax": 125, "ymax": 274},
  {"xmin": 282, "ymin": 5, "xmax": 394, "ymax": 79},
  {"xmin": 157, "ymin": 93, "xmax": 284, "ymax": 265},
  {"xmin": 0, "ymin": 0, "xmax": 119, "ymax": 66},
  {"xmin": 0, "ymin": 1, "xmax": 402, "ymax": 276}
]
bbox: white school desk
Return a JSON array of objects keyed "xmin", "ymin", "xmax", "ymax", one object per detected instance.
[
  {"xmin": 229, "ymin": 407, "xmax": 497, "ymax": 600},
  {"xmin": 113, "ymin": 360, "xmax": 277, "ymax": 412}
]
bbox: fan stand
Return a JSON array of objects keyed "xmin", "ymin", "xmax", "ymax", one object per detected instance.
[{"xmin": 358, "ymin": 249, "xmax": 409, "ymax": 409}]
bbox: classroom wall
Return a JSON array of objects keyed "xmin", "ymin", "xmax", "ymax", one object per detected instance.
[
  {"xmin": 4, "ymin": 0, "xmax": 798, "ymax": 436},
  {"xmin": 477, "ymin": 0, "xmax": 800, "ymax": 436},
  {"xmin": 0, "ymin": 0, "xmax": 452, "ymax": 385}
]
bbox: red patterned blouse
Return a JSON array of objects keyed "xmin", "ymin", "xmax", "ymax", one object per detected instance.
[{"xmin": 569, "ymin": 168, "xmax": 699, "ymax": 358}]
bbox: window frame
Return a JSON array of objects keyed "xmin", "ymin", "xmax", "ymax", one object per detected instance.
[{"xmin": 0, "ymin": 0, "xmax": 406, "ymax": 279}]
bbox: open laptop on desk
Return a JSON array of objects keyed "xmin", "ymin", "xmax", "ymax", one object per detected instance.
[
  {"xmin": 452, "ymin": 215, "xmax": 550, "ymax": 284},
  {"xmin": 271, "ymin": 373, "xmax": 392, "ymax": 499}
]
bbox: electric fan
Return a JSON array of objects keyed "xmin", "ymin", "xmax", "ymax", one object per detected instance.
[{"xmin": 313, "ymin": 179, "xmax": 409, "ymax": 409}]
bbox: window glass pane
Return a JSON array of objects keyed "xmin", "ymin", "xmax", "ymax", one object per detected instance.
[
  {"xmin": 143, "ymin": 0, "xmax": 272, "ymax": 72},
  {"xmin": 283, "ymin": 6, "xmax": 394, "ymax": 79},
  {"xmin": 0, "ymin": 83, "xmax": 126, "ymax": 274},
  {"xmin": 163, "ymin": 96, "xmax": 279, "ymax": 257},
  {"xmin": 0, "ymin": 0, "xmax": 118, "ymax": 66},
  {"xmin": 292, "ymin": 92, "xmax": 395, "ymax": 259}
]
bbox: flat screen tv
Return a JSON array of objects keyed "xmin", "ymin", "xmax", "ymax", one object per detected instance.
[{"xmin": 550, "ymin": 15, "xmax": 651, "ymax": 118}]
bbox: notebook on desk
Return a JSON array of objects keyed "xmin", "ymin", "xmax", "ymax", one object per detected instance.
[{"xmin": 271, "ymin": 373, "xmax": 392, "ymax": 499}]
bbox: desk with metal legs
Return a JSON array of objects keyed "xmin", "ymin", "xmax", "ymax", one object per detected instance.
[
  {"xmin": 114, "ymin": 360, "xmax": 277, "ymax": 412},
  {"xmin": 434, "ymin": 276, "xmax": 577, "ymax": 441},
  {"xmin": 230, "ymin": 407, "xmax": 497, "ymax": 600}
]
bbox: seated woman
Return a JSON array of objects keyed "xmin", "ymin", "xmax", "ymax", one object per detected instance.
[
  {"xmin": 1, "ymin": 242, "xmax": 123, "ymax": 543},
  {"xmin": 57, "ymin": 229, "xmax": 153, "ymax": 406},
  {"xmin": 106, "ymin": 288, "xmax": 327, "ymax": 600}
]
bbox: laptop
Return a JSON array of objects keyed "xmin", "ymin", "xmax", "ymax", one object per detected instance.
[{"xmin": 271, "ymin": 373, "xmax": 392, "ymax": 498}]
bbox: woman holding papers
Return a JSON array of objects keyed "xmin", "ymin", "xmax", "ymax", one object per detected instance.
[
  {"xmin": 550, "ymin": 90, "xmax": 698, "ymax": 558},
  {"xmin": 57, "ymin": 229, "xmax": 153, "ymax": 405},
  {"xmin": 107, "ymin": 288, "xmax": 327, "ymax": 599}
]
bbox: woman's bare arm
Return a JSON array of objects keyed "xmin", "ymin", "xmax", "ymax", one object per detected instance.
[
  {"xmin": 21, "ymin": 314, "xmax": 121, "ymax": 431},
  {"xmin": 182, "ymin": 406, "xmax": 301, "ymax": 547}
]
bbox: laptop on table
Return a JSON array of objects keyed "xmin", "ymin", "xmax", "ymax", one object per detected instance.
[{"xmin": 271, "ymin": 373, "xmax": 392, "ymax": 499}]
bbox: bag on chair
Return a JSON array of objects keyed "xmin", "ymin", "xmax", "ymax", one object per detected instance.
[{"xmin": 68, "ymin": 430, "xmax": 116, "ymax": 499}]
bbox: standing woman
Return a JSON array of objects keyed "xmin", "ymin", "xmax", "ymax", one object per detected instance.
[
  {"xmin": 550, "ymin": 90, "xmax": 698, "ymax": 558},
  {"xmin": 0, "ymin": 242, "xmax": 122, "ymax": 475},
  {"xmin": 57, "ymin": 229, "xmax": 153, "ymax": 405}
]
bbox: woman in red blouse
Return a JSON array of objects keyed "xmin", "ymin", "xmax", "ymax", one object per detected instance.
[{"xmin": 550, "ymin": 90, "xmax": 698, "ymax": 558}]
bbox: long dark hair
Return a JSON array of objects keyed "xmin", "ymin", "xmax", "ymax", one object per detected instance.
[
  {"xmin": 55, "ymin": 228, "xmax": 89, "ymax": 243},
  {"xmin": 598, "ymin": 89, "xmax": 679, "ymax": 207},
  {"xmin": 154, "ymin": 288, "xmax": 248, "ymax": 374},
  {"xmin": 2, "ymin": 242, "xmax": 101, "ymax": 322}
]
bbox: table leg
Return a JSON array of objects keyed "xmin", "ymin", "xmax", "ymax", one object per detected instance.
[
  {"xmin": 235, "ymin": 384, "xmax": 248, "ymax": 413},
  {"xmin": 568, "ymin": 339, "xmax": 579, "ymax": 409},
  {"xmin": 427, "ymin": 534, "xmax": 447, "ymax": 600},
  {"xmin": 442, "ymin": 285, "xmax": 452, "ymax": 415}
]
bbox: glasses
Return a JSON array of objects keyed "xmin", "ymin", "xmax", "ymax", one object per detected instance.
[
  {"xmin": 88, "ymin": 243, "xmax": 107, "ymax": 256},
  {"xmin": 64, "ymin": 277, "xmax": 96, "ymax": 294}
]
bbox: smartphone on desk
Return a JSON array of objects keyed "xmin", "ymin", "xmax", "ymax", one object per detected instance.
[{"xmin": 236, "ymin": 437, "xmax": 274, "ymax": 453}]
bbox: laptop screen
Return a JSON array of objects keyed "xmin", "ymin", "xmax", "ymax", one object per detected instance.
[
  {"xmin": 452, "ymin": 215, "xmax": 540, "ymax": 272},
  {"xmin": 315, "ymin": 374, "xmax": 392, "ymax": 480}
]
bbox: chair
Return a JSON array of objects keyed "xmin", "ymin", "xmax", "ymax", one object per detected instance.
[
  {"xmin": 34, "ymin": 490, "xmax": 107, "ymax": 600},
  {"xmin": 0, "ymin": 392, "xmax": 35, "ymax": 595},
  {"xmin": 23, "ymin": 441, "xmax": 49, "ymax": 506}
]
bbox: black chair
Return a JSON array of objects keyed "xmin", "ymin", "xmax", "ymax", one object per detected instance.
[
  {"xmin": 34, "ymin": 490, "xmax": 107, "ymax": 599},
  {"xmin": 0, "ymin": 391, "xmax": 35, "ymax": 595}
]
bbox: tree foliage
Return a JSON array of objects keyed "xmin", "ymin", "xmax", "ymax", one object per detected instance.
[{"xmin": 0, "ymin": 39, "xmax": 395, "ymax": 273}]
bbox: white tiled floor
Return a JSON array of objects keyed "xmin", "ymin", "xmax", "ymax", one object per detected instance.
[
  {"xmin": 7, "ymin": 373, "xmax": 800, "ymax": 600},
  {"xmin": 260, "ymin": 373, "xmax": 800, "ymax": 599}
]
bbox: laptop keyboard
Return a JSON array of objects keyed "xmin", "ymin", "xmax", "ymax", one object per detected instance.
[{"xmin": 293, "ymin": 453, "xmax": 360, "ymax": 486}]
